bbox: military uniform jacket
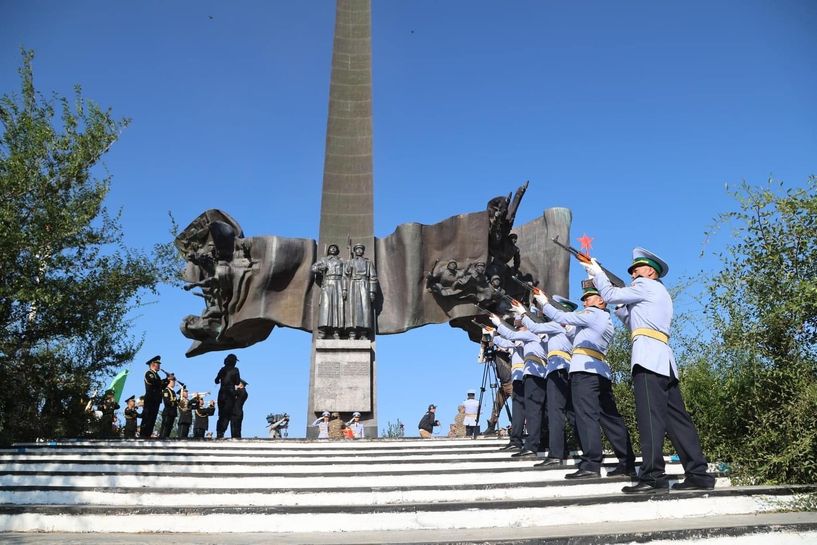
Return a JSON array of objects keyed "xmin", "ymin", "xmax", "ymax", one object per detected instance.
[
  {"xmin": 144, "ymin": 370, "xmax": 165, "ymax": 395},
  {"xmin": 194, "ymin": 405, "xmax": 215, "ymax": 430},
  {"xmin": 492, "ymin": 336, "xmax": 525, "ymax": 382},
  {"xmin": 124, "ymin": 407, "xmax": 141, "ymax": 422},
  {"xmin": 495, "ymin": 323, "xmax": 547, "ymax": 378},
  {"xmin": 521, "ymin": 316, "xmax": 572, "ymax": 376},
  {"xmin": 347, "ymin": 421, "xmax": 365, "ymax": 438},
  {"xmin": 178, "ymin": 398, "xmax": 193, "ymax": 425},
  {"xmin": 311, "ymin": 418, "xmax": 330, "ymax": 439},
  {"xmin": 162, "ymin": 387, "xmax": 179, "ymax": 416},
  {"xmin": 541, "ymin": 304, "xmax": 613, "ymax": 380},
  {"xmin": 99, "ymin": 398, "xmax": 120, "ymax": 417},
  {"xmin": 594, "ymin": 274, "xmax": 677, "ymax": 377}
]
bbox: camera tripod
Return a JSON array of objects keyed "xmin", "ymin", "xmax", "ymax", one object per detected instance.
[{"xmin": 474, "ymin": 354, "xmax": 512, "ymax": 438}]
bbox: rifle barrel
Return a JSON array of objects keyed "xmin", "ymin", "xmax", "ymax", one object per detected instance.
[{"xmin": 551, "ymin": 236, "xmax": 626, "ymax": 288}]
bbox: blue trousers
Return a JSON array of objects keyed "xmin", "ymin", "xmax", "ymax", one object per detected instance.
[
  {"xmin": 633, "ymin": 365, "xmax": 714, "ymax": 487},
  {"xmin": 571, "ymin": 372, "xmax": 635, "ymax": 472}
]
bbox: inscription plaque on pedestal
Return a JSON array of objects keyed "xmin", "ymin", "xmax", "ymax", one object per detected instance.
[{"xmin": 312, "ymin": 339, "xmax": 373, "ymax": 412}]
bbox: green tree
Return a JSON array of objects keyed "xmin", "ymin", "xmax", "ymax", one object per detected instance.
[
  {"xmin": 680, "ymin": 178, "xmax": 817, "ymax": 484},
  {"xmin": 0, "ymin": 50, "xmax": 175, "ymax": 445}
]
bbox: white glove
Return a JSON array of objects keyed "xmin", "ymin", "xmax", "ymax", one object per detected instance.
[
  {"xmin": 510, "ymin": 300, "xmax": 527, "ymax": 316},
  {"xmin": 564, "ymin": 324, "xmax": 576, "ymax": 335},
  {"xmin": 581, "ymin": 257, "xmax": 603, "ymax": 278},
  {"xmin": 488, "ymin": 314, "xmax": 501, "ymax": 327},
  {"xmin": 533, "ymin": 292, "xmax": 548, "ymax": 306}
]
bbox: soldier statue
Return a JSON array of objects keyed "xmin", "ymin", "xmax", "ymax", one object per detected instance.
[
  {"xmin": 426, "ymin": 259, "xmax": 465, "ymax": 297},
  {"xmin": 345, "ymin": 243, "xmax": 377, "ymax": 340},
  {"xmin": 311, "ymin": 244, "xmax": 347, "ymax": 339}
]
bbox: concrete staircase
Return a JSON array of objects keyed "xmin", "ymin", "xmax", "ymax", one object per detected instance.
[{"xmin": 0, "ymin": 438, "xmax": 815, "ymax": 543}]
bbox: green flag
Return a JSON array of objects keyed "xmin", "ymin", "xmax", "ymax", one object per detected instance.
[{"xmin": 106, "ymin": 369, "xmax": 129, "ymax": 403}]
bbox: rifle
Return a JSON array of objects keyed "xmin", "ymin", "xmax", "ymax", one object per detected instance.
[
  {"xmin": 470, "ymin": 319, "xmax": 494, "ymax": 333},
  {"xmin": 551, "ymin": 235, "xmax": 626, "ymax": 288},
  {"xmin": 495, "ymin": 291, "xmax": 546, "ymax": 324},
  {"xmin": 509, "ymin": 276, "xmax": 575, "ymax": 313}
]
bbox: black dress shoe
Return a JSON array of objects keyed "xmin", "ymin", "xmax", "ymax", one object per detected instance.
[
  {"xmin": 534, "ymin": 457, "xmax": 564, "ymax": 468},
  {"xmin": 671, "ymin": 480, "xmax": 715, "ymax": 491},
  {"xmin": 564, "ymin": 469, "xmax": 600, "ymax": 479},
  {"xmin": 511, "ymin": 449, "xmax": 537, "ymax": 458},
  {"xmin": 622, "ymin": 481, "xmax": 669, "ymax": 495},
  {"xmin": 606, "ymin": 465, "xmax": 637, "ymax": 478},
  {"xmin": 498, "ymin": 443, "xmax": 521, "ymax": 451}
]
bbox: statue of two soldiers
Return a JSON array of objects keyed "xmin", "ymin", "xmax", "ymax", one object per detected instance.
[{"xmin": 311, "ymin": 243, "xmax": 377, "ymax": 340}]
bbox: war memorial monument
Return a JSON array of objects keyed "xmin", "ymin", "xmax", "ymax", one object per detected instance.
[{"xmin": 174, "ymin": 0, "xmax": 572, "ymax": 437}]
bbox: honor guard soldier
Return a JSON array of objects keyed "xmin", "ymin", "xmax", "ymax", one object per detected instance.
[
  {"xmin": 215, "ymin": 353, "xmax": 241, "ymax": 438},
  {"xmin": 586, "ymin": 248, "xmax": 715, "ymax": 494},
  {"xmin": 140, "ymin": 355, "xmax": 167, "ymax": 438},
  {"xmin": 492, "ymin": 333, "xmax": 526, "ymax": 451},
  {"xmin": 346, "ymin": 412, "xmax": 365, "ymax": 438},
  {"xmin": 159, "ymin": 373, "xmax": 179, "ymax": 439},
  {"xmin": 489, "ymin": 313, "xmax": 547, "ymax": 458},
  {"xmin": 177, "ymin": 389, "xmax": 193, "ymax": 439},
  {"xmin": 231, "ymin": 379, "xmax": 248, "ymax": 438},
  {"xmin": 122, "ymin": 396, "xmax": 141, "ymax": 439},
  {"xmin": 514, "ymin": 296, "xmax": 577, "ymax": 466},
  {"xmin": 536, "ymin": 283, "xmax": 635, "ymax": 479},
  {"xmin": 312, "ymin": 411, "xmax": 331, "ymax": 439},
  {"xmin": 462, "ymin": 390, "xmax": 480, "ymax": 438}
]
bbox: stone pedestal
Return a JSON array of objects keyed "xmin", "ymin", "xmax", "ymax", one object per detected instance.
[
  {"xmin": 307, "ymin": 339, "xmax": 377, "ymax": 438},
  {"xmin": 312, "ymin": 339, "xmax": 373, "ymax": 412}
]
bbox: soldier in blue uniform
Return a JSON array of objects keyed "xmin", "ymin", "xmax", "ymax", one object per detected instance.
[
  {"xmin": 489, "ymin": 314, "xmax": 548, "ymax": 458},
  {"xmin": 512, "ymin": 296, "xmax": 578, "ymax": 467},
  {"xmin": 535, "ymin": 285, "xmax": 635, "ymax": 479},
  {"xmin": 312, "ymin": 411, "xmax": 331, "ymax": 439},
  {"xmin": 462, "ymin": 390, "xmax": 480, "ymax": 438},
  {"xmin": 346, "ymin": 411, "xmax": 365, "ymax": 438},
  {"xmin": 586, "ymin": 248, "xmax": 715, "ymax": 494},
  {"xmin": 140, "ymin": 355, "xmax": 167, "ymax": 438},
  {"xmin": 492, "ymin": 331, "xmax": 526, "ymax": 451}
]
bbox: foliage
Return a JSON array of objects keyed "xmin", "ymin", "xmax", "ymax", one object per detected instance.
[
  {"xmin": 679, "ymin": 178, "xmax": 817, "ymax": 484},
  {"xmin": 0, "ymin": 50, "xmax": 175, "ymax": 445},
  {"xmin": 381, "ymin": 419, "xmax": 405, "ymax": 438}
]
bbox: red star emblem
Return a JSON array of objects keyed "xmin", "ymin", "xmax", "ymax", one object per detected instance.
[{"xmin": 577, "ymin": 233, "xmax": 594, "ymax": 255}]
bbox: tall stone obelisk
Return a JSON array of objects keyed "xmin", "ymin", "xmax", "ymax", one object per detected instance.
[{"xmin": 307, "ymin": 0, "xmax": 377, "ymax": 437}]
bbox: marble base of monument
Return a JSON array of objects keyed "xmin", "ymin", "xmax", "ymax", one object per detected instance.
[{"xmin": 312, "ymin": 338, "xmax": 373, "ymax": 415}]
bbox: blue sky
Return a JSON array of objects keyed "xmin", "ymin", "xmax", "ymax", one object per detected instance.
[{"xmin": 2, "ymin": 1, "xmax": 816, "ymax": 438}]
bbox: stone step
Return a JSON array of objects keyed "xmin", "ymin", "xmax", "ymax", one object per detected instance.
[
  {"xmin": 3, "ymin": 437, "xmax": 806, "ymax": 542},
  {"xmin": 0, "ymin": 461, "xmax": 718, "ymax": 490},
  {"xmin": 0, "ymin": 477, "xmax": 733, "ymax": 506},
  {"xmin": 8, "ymin": 438, "xmax": 509, "ymax": 450},
  {"xmin": 2, "ymin": 512, "xmax": 817, "ymax": 544},
  {"xmin": 0, "ymin": 485, "xmax": 810, "ymax": 534}
]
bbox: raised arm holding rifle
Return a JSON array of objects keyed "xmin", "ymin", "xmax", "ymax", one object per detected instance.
[
  {"xmin": 551, "ymin": 235, "xmax": 626, "ymax": 288},
  {"xmin": 488, "ymin": 309, "xmax": 547, "ymax": 458},
  {"xmin": 583, "ymin": 247, "xmax": 715, "ymax": 494}
]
